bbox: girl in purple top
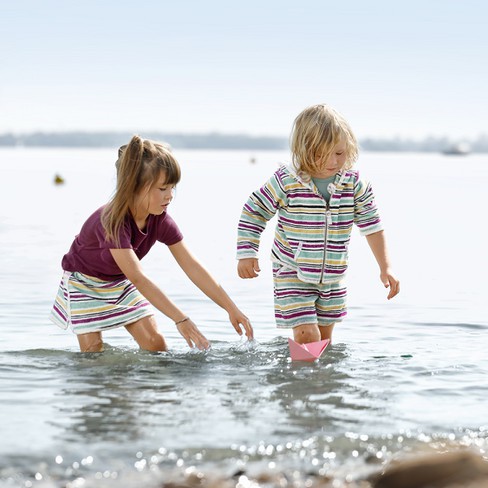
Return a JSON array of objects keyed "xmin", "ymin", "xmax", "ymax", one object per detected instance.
[{"xmin": 50, "ymin": 135, "xmax": 253, "ymax": 352}]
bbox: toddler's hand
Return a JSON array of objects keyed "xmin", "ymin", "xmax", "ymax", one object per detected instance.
[
  {"xmin": 238, "ymin": 258, "xmax": 260, "ymax": 279},
  {"xmin": 177, "ymin": 319, "xmax": 210, "ymax": 350},
  {"xmin": 381, "ymin": 270, "xmax": 400, "ymax": 300}
]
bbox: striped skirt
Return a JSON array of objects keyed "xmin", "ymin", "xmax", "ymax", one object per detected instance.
[{"xmin": 50, "ymin": 271, "xmax": 154, "ymax": 335}]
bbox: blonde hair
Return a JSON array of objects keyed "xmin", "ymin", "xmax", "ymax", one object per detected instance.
[
  {"xmin": 290, "ymin": 104, "xmax": 359, "ymax": 176},
  {"xmin": 102, "ymin": 135, "xmax": 181, "ymax": 246}
]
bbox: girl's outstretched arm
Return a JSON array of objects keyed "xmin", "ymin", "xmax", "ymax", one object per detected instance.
[
  {"xmin": 110, "ymin": 248, "xmax": 210, "ymax": 350},
  {"xmin": 365, "ymin": 230, "xmax": 400, "ymax": 300},
  {"xmin": 169, "ymin": 240, "xmax": 254, "ymax": 340}
]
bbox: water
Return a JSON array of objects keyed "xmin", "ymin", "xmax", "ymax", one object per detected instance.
[{"xmin": 0, "ymin": 148, "xmax": 487, "ymax": 487}]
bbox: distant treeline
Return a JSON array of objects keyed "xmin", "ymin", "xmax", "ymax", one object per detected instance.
[
  {"xmin": 0, "ymin": 131, "xmax": 287, "ymax": 150},
  {"xmin": 361, "ymin": 135, "xmax": 488, "ymax": 153},
  {"xmin": 1, "ymin": 131, "xmax": 488, "ymax": 152}
]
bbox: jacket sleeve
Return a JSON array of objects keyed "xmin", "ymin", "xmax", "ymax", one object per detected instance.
[
  {"xmin": 353, "ymin": 175, "xmax": 384, "ymax": 236},
  {"xmin": 237, "ymin": 170, "xmax": 287, "ymax": 259}
]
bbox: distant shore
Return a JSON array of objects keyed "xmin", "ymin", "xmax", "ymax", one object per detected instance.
[{"xmin": 1, "ymin": 131, "xmax": 488, "ymax": 152}]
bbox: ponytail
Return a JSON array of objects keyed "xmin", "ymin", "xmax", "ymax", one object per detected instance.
[
  {"xmin": 117, "ymin": 135, "xmax": 144, "ymax": 187},
  {"xmin": 102, "ymin": 135, "xmax": 181, "ymax": 247}
]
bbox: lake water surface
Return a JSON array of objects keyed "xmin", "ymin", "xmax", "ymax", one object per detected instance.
[{"xmin": 0, "ymin": 148, "xmax": 487, "ymax": 487}]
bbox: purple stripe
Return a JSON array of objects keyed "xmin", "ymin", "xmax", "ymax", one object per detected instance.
[
  {"xmin": 52, "ymin": 304, "xmax": 68, "ymax": 320},
  {"xmin": 289, "ymin": 192, "xmax": 322, "ymax": 198},
  {"xmin": 237, "ymin": 244, "xmax": 256, "ymax": 251},
  {"xmin": 72, "ymin": 302, "xmax": 149, "ymax": 324},
  {"xmin": 275, "ymin": 310, "xmax": 315, "ymax": 319},
  {"xmin": 239, "ymin": 222, "xmax": 264, "ymax": 232},
  {"xmin": 357, "ymin": 218, "xmax": 381, "ymax": 228},
  {"xmin": 259, "ymin": 188, "xmax": 277, "ymax": 207}
]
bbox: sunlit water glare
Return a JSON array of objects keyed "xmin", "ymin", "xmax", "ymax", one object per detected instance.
[{"xmin": 0, "ymin": 148, "xmax": 486, "ymax": 487}]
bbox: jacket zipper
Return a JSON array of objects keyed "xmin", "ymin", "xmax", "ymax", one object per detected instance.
[
  {"xmin": 319, "ymin": 205, "xmax": 332, "ymax": 283},
  {"xmin": 308, "ymin": 174, "xmax": 337, "ymax": 283}
]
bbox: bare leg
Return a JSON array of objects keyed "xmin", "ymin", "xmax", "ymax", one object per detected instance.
[
  {"xmin": 125, "ymin": 315, "xmax": 168, "ymax": 352},
  {"xmin": 319, "ymin": 323, "xmax": 335, "ymax": 343},
  {"xmin": 77, "ymin": 332, "xmax": 104, "ymax": 352},
  {"xmin": 293, "ymin": 323, "xmax": 321, "ymax": 344}
]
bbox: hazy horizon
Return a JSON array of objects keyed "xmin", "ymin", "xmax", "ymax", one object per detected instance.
[
  {"xmin": 0, "ymin": 128, "xmax": 486, "ymax": 141},
  {"xmin": 2, "ymin": 1, "xmax": 487, "ymax": 139},
  {"xmin": 2, "ymin": 129, "xmax": 487, "ymax": 152}
]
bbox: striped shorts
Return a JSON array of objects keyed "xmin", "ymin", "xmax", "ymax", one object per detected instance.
[
  {"xmin": 50, "ymin": 271, "xmax": 154, "ymax": 335},
  {"xmin": 273, "ymin": 263, "xmax": 347, "ymax": 329}
]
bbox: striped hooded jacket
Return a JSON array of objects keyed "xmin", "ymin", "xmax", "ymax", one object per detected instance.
[{"xmin": 237, "ymin": 164, "xmax": 383, "ymax": 284}]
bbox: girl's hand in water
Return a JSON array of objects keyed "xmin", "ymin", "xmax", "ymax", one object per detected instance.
[
  {"xmin": 176, "ymin": 318, "xmax": 210, "ymax": 350},
  {"xmin": 228, "ymin": 308, "xmax": 254, "ymax": 340}
]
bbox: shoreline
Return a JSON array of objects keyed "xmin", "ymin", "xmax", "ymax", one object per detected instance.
[{"xmin": 5, "ymin": 444, "xmax": 487, "ymax": 488}]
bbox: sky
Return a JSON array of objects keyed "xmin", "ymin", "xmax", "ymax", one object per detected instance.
[{"xmin": 1, "ymin": 0, "xmax": 487, "ymax": 139}]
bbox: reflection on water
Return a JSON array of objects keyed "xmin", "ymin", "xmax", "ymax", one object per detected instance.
[
  {"xmin": 1, "ymin": 149, "xmax": 488, "ymax": 487},
  {"xmin": 51, "ymin": 351, "xmax": 180, "ymax": 444},
  {"xmin": 48, "ymin": 340, "xmax": 360, "ymax": 449},
  {"xmin": 0, "ymin": 339, "xmax": 383, "ymax": 460},
  {"xmin": 266, "ymin": 345, "xmax": 360, "ymax": 435},
  {"xmin": 1, "ymin": 341, "xmax": 487, "ymax": 487}
]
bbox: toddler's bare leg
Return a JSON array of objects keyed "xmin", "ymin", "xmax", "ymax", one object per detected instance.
[
  {"xmin": 293, "ymin": 323, "xmax": 321, "ymax": 344},
  {"xmin": 319, "ymin": 323, "xmax": 335, "ymax": 343}
]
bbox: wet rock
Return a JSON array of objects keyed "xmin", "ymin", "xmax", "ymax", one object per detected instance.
[
  {"xmin": 373, "ymin": 450, "xmax": 488, "ymax": 488},
  {"xmin": 164, "ymin": 483, "xmax": 194, "ymax": 488},
  {"xmin": 185, "ymin": 470, "xmax": 207, "ymax": 486},
  {"xmin": 231, "ymin": 469, "xmax": 246, "ymax": 478}
]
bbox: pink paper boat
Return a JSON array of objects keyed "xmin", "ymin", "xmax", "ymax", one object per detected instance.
[{"xmin": 288, "ymin": 338, "xmax": 330, "ymax": 362}]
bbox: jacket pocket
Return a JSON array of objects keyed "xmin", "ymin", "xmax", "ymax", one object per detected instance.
[
  {"xmin": 276, "ymin": 264, "xmax": 288, "ymax": 277},
  {"xmin": 293, "ymin": 241, "xmax": 303, "ymax": 261}
]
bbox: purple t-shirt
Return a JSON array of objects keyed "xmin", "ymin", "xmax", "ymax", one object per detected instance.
[{"xmin": 62, "ymin": 206, "xmax": 183, "ymax": 281}]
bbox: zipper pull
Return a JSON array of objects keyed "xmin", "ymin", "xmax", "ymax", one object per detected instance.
[{"xmin": 326, "ymin": 210, "xmax": 332, "ymax": 225}]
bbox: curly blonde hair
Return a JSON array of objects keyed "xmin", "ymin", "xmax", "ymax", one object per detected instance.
[{"xmin": 290, "ymin": 104, "xmax": 358, "ymax": 176}]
